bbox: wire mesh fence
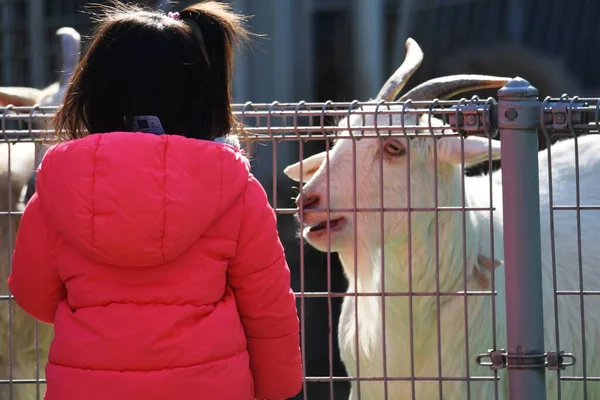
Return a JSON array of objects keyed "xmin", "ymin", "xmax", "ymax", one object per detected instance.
[{"xmin": 1, "ymin": 78, "xmax": 600, "ymax": 399}]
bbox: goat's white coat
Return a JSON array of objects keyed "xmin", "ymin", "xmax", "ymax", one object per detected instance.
[
  {"xmin": 0, "ymin": 26, "xmax": 80, "ymax": 400},
  {"xmin": 285, "ymin": 106, "xmax": 600, "ymax": 399},
  {"xmin": 0, "ymin": 141, "xmax": 41, "ymax": 400}
]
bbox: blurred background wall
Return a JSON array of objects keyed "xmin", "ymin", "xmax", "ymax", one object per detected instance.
[{"xmin": 1, "ymin": 0, "xmax": 599, "ymax": 398}]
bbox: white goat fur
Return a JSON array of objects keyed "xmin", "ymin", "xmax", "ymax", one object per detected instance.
[
  {"xmin": 0, "ymin": 142, "xmax": 49, "ymax": 400},
  {"xmin": 0, "ymin": 26, "xmax": 80, "ymax": 400},
  {"xmin": 284, "ymin": 107, "xmax": 600, "ymax": 399}
]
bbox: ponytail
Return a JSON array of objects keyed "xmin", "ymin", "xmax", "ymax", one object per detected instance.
[{"xmin": 178, "ymin": 2, "xmax": 251, "ymax": 145}]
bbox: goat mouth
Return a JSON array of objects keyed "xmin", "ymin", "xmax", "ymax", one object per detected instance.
[{"xmin": 308, "ymin": 217, "xmax": 346, "ymax": 233}]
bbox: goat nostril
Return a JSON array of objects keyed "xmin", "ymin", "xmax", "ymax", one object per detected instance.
[{"xmin": 298, "ymin": 194, "xmax": 320, "ymax": 210}]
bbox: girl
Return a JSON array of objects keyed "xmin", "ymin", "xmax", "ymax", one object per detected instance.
[{"xmin": 8, "ymin": 2, "xmax": 302, "ymax": 399}]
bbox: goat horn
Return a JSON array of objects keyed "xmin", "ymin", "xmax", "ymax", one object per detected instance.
[
  {"xmin": 56, "ymin": 27, "xmax": 81, "ymax": 86},
  {"xmin": 398, "ymin": 74, "xmax": 511, "ymax": 101},
  {"xmin": 375, "ymin": 38, "xmax": 424, "ymax": 102}
]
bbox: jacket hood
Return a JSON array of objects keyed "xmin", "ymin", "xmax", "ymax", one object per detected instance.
[{"xmin": 36, "ymin": 131, "xmax": 250, "ymax": 267}]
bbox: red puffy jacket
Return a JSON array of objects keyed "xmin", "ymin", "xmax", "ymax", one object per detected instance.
[{"xmin": 8, "ymin": 131, "xmax": 303, "ymax": 400}]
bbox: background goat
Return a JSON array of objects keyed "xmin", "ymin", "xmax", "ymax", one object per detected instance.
[
  {"xmin": 284, "ymin": 38, "xmax": 600, "ymax": 399},
  {"xmin": 0, "ymin": 27, "xmax": 80, "ymax": 400},
  {"xmin": 0, "ymin": 27, "xmax": 80, "ymax": 110},
  {"xmin": 1, "ymin": 26, "xmax": 81, "ymax": 207}
]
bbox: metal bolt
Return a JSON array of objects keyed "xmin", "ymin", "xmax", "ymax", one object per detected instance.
[
  {"xmin": 555, "ymin": 112, "xmax": 566, "ymax": 124},
  {"xmin": 466, "ymin": 114, "xmax": 477, "ymax": 125},
  {"xmin": 505, "ymin": 109, "xmax": 518, "ymax": 120}
]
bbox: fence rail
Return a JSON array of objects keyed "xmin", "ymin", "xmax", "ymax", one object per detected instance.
[
  {"xmin": 2, "ymin": 77, "xmax": 600, "ymax": 399},
  {"xmin": 1, "ymin": 96, "xmax": 600, "ymax": 141}
]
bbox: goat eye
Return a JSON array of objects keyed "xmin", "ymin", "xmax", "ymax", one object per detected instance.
[{"xmin": 384, "ymin": 141, "xmax": 405, "ymax": 156}]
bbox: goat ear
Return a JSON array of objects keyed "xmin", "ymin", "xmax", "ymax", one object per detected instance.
[
  {"xmin": 438, "ymin": 136, "xmax": 501, "ymax": 167},
  {"xmin": 0, "ymin": 87, "xmax": 42, "ymax": 107},
  {"xmin": 283, "ymin": 151, "xmax": 327, "ymax": 183}
]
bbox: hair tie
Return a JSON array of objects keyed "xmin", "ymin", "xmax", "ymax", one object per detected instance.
[{"xmin": 167, "ymin": 12, "xmax": 181, "ymax": 20}]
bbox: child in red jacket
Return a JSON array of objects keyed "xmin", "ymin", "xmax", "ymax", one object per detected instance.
[{"xmin": 8, "ymin": 2, "xmax": 302, "ymax": 399}]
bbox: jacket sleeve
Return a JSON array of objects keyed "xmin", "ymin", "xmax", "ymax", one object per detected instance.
[
  {"xmin": 228, "ymin": 176, "xmax": 303, "ymax": 400},
  {"xmin": 8, "ymin": 192, "xmax": 65, "ymax": 324}
]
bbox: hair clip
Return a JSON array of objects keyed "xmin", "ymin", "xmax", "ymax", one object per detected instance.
[
  {"xmin": 167, "ymin": 12, "xmax": 180, "ymax": 20},
  {"xmin": 129, "ymin": 116, "xmax": 166, "ymax": 135}
]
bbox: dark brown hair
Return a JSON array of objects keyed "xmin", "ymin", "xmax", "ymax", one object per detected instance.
[{"xmin": 54, "ymin": 0, "xmax": 250, "ymax": 143}]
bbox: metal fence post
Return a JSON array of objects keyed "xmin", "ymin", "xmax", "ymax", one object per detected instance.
[{"xmin": 497, "ymin": 77, "xmax": 547, "ymax": 400}]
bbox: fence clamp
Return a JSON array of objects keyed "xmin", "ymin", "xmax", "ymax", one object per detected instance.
[
  {"xmin": 447, "ymin": 102, "xmax": 496, "ymax": 136},
  {"xmin": 475, "ymin": 349, "xmax": 576, "ymax": 371},
  {"xmin": 548, "ymin": 101, "xmax": 587, "ymax": 132}
]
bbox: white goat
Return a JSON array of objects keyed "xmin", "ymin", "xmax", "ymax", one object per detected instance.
[
  {"xmin": 0, "ymin": 27, "xmax": 80, "ymax": 400},
  {"xmin": 1, "ymin": 26, "xmax": 81, "ymax": 206},
  {"xmin": 284, "ymin": 38, "xmax": 600, "ymax": 399},
  {"xmin": 0, "ymin": 27, "xmax": 81, "ymax": 110}
]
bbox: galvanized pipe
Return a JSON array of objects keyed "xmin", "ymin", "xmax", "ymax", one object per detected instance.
[{"xmin": 498, "ymin": 77, "xmax": 547, "ymax": 400}]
